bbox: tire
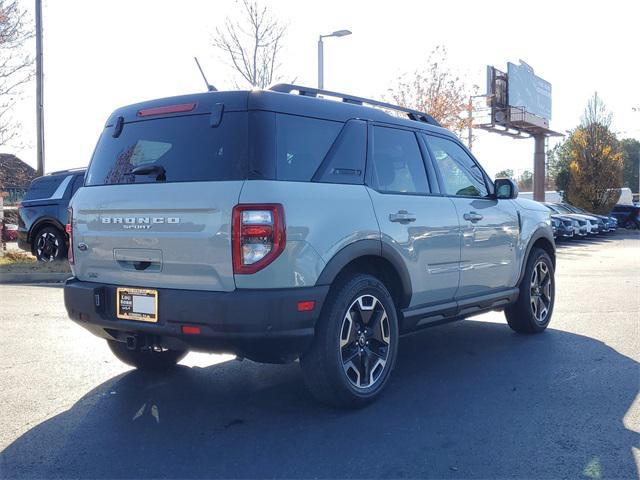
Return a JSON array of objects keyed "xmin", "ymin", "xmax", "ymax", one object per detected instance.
[
  {"xmin": 107, "ymin": 339, "xmax": 187, "ymax": 371},
  {"xmin": 300, "ymin": 274, "xmax": 399, "ymax": 408},
  {"xmin": 32, "ymin": 226, "xmax": 66, "ymax": 262},
  {"xmin": 505, "ymin": 248, "xmax": 555, "ymax": 334},
  {"xmin": 624, "ymin": 219, "xmax": 639, "ymax": 230}
]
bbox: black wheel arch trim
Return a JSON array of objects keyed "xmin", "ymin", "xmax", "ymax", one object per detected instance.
[
  {"xmin": 315, "ymin": 239, "xmax": 413, "ymax": 308},
  {"xmin": 517, "ymin": 227, "xmax": 556, "ymax": 286},
  {"xmin": 29, "ymin": 217, "xmax": 66, "ymax": 243}
]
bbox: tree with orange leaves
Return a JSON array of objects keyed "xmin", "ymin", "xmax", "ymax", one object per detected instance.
[
  {"xmin": 565, "ymin": 93, "xmax": 623, "ymax": 214},
  {"xmin": 386, "ymin": 46, "xmax": 476, "ymax": 140}
]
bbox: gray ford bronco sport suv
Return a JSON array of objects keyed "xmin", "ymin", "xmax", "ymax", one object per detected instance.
[{"xmin": 64, "ymin": 84, "xmax": 556, "ymax": 407}]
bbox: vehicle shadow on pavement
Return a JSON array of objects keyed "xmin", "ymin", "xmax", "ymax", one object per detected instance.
[{"xmin": 1, "ymin": 320, "xmax": 638, "ymax": 479}]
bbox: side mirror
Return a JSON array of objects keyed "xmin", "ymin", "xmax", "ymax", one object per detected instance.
[{"xmin": 494, "ymin": 178, "xmax": 518, "ymax": 199}]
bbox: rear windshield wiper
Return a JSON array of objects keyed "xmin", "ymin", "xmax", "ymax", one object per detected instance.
[{"xmin": 130, "ymin": 164, "xmax": 166, "ymax": 182}]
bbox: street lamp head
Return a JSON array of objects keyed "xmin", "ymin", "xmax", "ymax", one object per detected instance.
[
  {"xmin": 318, "ymin": 29, "xmax": 352, "ymax": 89},
  {"xmin": 331, "ymin": 29, "xmax": 352, "ymax": 37}
]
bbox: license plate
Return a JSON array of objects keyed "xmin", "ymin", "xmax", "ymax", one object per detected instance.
[{"xmin": 116, "ymin": 288, "xmax": 158, "ymax": 322}]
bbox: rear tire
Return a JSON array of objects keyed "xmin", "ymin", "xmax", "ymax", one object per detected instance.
[
  {"xmin": 505, "ymin": 248, "xmax": 555, "ymax": 334},
  {"xmin": 300, "ymin": 274, "xmax": 398, "ymax": 408},
  {"xmin": 33, "ymin": 226, "xmax": 66, "ymax": 262},
  {"xmin": 107, "ymin": 339, "xmax": 187, "ymax": 371}
]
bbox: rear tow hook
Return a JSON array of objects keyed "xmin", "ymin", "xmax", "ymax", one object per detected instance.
[{"xmin": 125, "ymin": 335, "xmax": 138, "ymax": 351}]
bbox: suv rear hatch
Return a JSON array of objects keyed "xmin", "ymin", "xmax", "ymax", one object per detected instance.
[{"xmin": 71, "ymin": 93, "xmax": 249, "ymax": 291}]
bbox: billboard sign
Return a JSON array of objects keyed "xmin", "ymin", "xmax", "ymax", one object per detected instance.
[{"xmin": 507, "ymin": 61, "xmax": 552, "ymax": 120}]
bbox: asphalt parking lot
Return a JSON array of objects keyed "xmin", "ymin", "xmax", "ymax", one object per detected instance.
[{"xmin": 0, "ymin": 231, "xmax": 638, "ymax": 479}]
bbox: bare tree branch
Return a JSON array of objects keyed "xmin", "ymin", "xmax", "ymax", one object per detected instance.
[
  {"xmin": 0, "ymin": 0, "xmax": 33, "ymax": 148},
  {"xmin": 213, "ymin": 0, "xmax": 287, "ymax": 89}
]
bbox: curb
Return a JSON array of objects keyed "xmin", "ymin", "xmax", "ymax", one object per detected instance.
[{"xmin": 0, "ymin": 272, "xmax": 71, "ymax": 284}]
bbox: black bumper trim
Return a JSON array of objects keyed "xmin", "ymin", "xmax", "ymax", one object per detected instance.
[{"xmin": 64, "ymin": 279, "xmax": 329, "ymax": 362}]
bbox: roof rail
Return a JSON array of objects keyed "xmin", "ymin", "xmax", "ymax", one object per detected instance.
[
  {"xmin": 48, "ymin": 167, "xmax": 86, "ymax": 176},
  {"xmin": 269, "ymin": 84, "xmax": 441, "ymax": 127}
]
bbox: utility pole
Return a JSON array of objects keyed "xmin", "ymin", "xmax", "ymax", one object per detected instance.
[
  {"xmin": 35, "ymin": 0, "xmax": 45, "ymax": 176},
  {"xmin": 467, "ymin": 94, "xmax": 493, "ymax": 151},
  {"xmin": 533, "ymin": 134, "xmax": 545, "ymax": 202},
  {"xmin": 317, "ymin": 37, "xmax": 324, "ymax": 89}
]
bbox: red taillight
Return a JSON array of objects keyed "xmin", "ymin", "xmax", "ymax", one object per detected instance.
[
  {"xmin": 242, "ymin": 225, "xmax": 273, "ymax": 237},
  {"xmin": 181, "ymin": 325, "xmax": 201, "ymax": 335},
  {"xmin": 232, "ymin": 204, "xmax": 285, "ymax": 274},
  {"xmin": 66, "ymin": 207, "xmax": 74, "ymax": 265},
  {"xmin": 297, "ymin": 301, "xmax": 316, "ymax": 312},
  {"xmin": 137, "ymin": 102, "xmax": 196, "ymax": 117}
]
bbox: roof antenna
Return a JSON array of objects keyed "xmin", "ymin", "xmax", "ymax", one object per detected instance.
[{"xmin": 194, "ymin": 57, "xmax": 217, "ymax": 92}]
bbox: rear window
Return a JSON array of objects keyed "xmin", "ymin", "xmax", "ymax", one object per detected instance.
[
  {"xmin": 23, "ymin": 175, "xmax": 65, "ymax": 201},
  {"xmin": 85, "ymin": 113, "xmax": 248, "ymax": 186}
]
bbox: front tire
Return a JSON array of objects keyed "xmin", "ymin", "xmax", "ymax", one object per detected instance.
[
  {"xmin": 301, "ymin": 274, "xmax": 399, "ymax": 408},
  {"xmin": 107, "ymin": 339, "xmax": 187, "ymax": 371},
  {"xmin": 505, "ymin": 248, "xmax": 555, "ymax": 334}
]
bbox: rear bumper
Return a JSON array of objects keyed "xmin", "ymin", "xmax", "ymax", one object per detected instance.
[{"xmin": 64, "ymin": 278, "xmax": 329, "ymax": 363}]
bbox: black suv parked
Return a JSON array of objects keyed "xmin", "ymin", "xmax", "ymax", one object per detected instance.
[
  {"xmin": 18, "ymin": 168, "xmax": 86, "ymax": 261},
  {"xmin": 610, "ymin": 204, "xmax": 640, "ymax": 229}
]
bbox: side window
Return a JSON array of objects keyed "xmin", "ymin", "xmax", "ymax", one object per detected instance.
[
  {"xmin": 425, "ymin": 135, "xmax": 489, "ymax": 197},
  {"xmin": 369, "ymin": 126, "xmax": 429, "ymax": 194},
  {"xmin": 275, "ymin": 114, "xmax": 342, "ymax": 181},
  {"xmin": 313, "ymin": 120, "xmax": 366, "ymax": 184}
]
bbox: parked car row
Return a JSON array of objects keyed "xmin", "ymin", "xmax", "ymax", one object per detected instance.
[{"xmin": 544, "ymin": 202, "xmax": 620, "ymax": 241}]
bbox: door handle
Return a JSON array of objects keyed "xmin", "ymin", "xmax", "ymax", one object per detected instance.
[
  {"xmin": 389, "ymin": 210, "xmax": 417, "ymax": 223},
  {"xmin": 463, "ymin": 211, "xmax": 483, "ymax": 223}
]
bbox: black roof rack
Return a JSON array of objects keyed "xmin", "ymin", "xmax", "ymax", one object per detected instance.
[{"xmin": 269, "ymin": 84, "xmax": 441, "ymax": 127}]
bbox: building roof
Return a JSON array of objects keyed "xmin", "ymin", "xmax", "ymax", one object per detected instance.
[{"xmin": 0, "ymin": 154, "xmax": 38, "ymax": 189}]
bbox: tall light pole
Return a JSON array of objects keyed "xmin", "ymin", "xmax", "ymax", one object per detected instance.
[
  {"xmin": 35, "ymin": 0, "xmax": 45, "ymax": 176},
  {"xmin": 317, "ymin": 29, "xmax": 351, "ymax": 89}
]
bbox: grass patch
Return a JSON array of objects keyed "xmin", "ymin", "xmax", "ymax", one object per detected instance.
[
  {"xmin": 0, "ymin": 250, "xmax": 71, "ymax": 273},
  {"xmin": 0, "ymin": 251, "xmax": 35, "ymax": 264}
]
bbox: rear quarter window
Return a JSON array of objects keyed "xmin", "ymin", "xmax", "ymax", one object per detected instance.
[
  {"xmin": 312, "ymin": 119, "xmax": 367, "ymax": 185},
  {"xmin": 275, "ymin": 114, "xmax": 342, "ymax": 181},
  {"xmin": 85, "ymin": 112, "xmax": 248, "ymax": 186},
  {"xmin": 23, "ymin": 175, "xmax": 65, "ymax": 201}
]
